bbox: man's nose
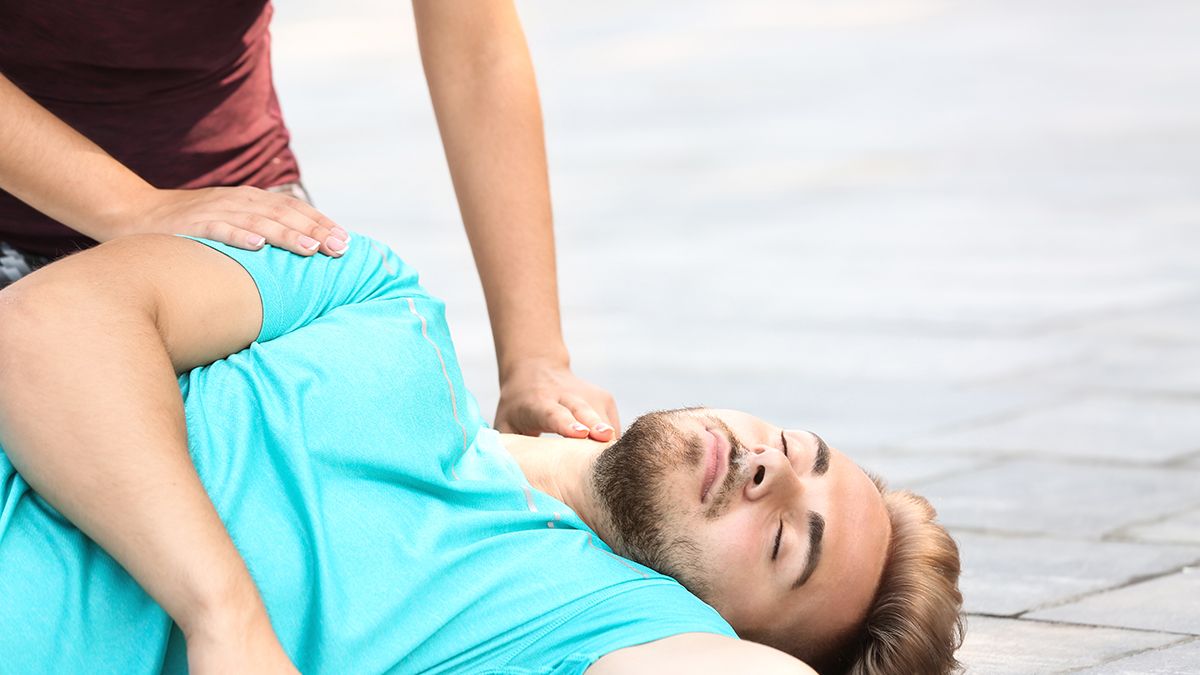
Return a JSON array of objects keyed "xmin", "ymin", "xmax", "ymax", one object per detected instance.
[{"xmin": 742, "ymin": 444, "xmax": 799, "ymax": 502}]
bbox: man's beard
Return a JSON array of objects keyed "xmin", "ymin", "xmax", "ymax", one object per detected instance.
[{"xmin": 591, "ymin": 409, "xmax": 745, "ymax": 601}]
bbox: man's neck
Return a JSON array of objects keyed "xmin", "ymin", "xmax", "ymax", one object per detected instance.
[{"xmin": 498, "ymin": 433, "xmax": 613, "ymax": 539}]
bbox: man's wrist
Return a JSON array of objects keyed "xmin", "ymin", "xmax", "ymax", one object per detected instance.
[{"xmin": 176, "ymin": 569, "xmax": 270, "ymax": 642}]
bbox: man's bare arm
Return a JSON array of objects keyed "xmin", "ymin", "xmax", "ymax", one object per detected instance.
[
  {"xmin": 588, "ymin": 633, "xmax": 817, "ymax": 675},
  {"xmin": 0, "ymin": 235, "xmax": 295, "ymax": 672}
]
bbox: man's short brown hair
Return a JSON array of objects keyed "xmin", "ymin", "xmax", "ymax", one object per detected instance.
[{"xmin": 817, "ymin": 481, "xmax": 965, "ymax": 674}]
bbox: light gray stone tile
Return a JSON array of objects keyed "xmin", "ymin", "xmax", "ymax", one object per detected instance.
[
  {"xmin": 957, "ymin": 616, "xmax": 1181, "ymax": 674},
  {"xmin": 271, "ymin": 0, "xmax": 1200, "ymax": 335},
  {"xmin": 1080, "ymin": 638, "xmax": 1200, "ymax": 675},
  {"xmin": 551, "ymin": 211, "xmax": 1200, "ymax": 336},
  {"xmin": 952, "ymin": 532, "xmax": 1200, "ymax": 616},
  {"xmin": 1070, "ymin": 300, "xmax": 1200, "ymax": 348},
  {"xmin": 898, "ymin": 396, "xmax": 1200, "ymax": 463},
  {"xmin": 564, "ymin": 317, "xmax": 1082, "ymax": 386},
  {"xmin": 1117, "ymin": 508, "xmax": 1200, "ymax": 547},
  {"xmin": 852, "ymin": 452, "xmax": 990, "ymax": 489},
  {"xmin": 584, "ymin": 366, "xmax": 1040, "ymax": 453},
  {"xmin": 1028, "ymin": 568, "xmax": 1200, "ymax": 635},
  {"xmin": 1007, "ymin": 339, "xmax": 1200, "ymax": 398},
  {"xmin": 916, "ymin": 461, "xmax": 1200, "ymax": 538}
]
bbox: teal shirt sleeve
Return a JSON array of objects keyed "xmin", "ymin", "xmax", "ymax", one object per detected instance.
[
  {"xmin": 522, "ymin": 580, "xmax": 738, "ymax": 675},
  {"xmin": 175, "ymin": 233, "xmax": 425, "ymax": 343}
]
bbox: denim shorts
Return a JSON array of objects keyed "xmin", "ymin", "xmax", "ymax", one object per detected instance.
[{"xmin": 0, "ymin": 182, "xmax": 311, "ymax": 289}]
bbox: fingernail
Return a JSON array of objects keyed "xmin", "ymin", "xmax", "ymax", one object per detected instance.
[
  {"xmin": 594, "ymin": 424, "xmax": 612, "ymax": 434},
  {"xmin": 326, "ymin": 236, "xmax": 347, "ymax": 253},
  {"xmin": 248, "ymin": 234, "xmax": 266, "ymax": 247},
  {"xmin": 331, "ymin": 227, "xmax": 349, "ymax": 240},
  {"xmin": 298, "ymin": 235, "xmax": 320, "ymax": 251},
  {"xmin": 572, "ymin": 423, "xmax": 589, "ymax": 433}
]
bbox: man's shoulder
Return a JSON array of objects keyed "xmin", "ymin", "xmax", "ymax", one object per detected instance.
[
  {"xmin": 173, "ymin": 232, "xmax": 428, "ymax": 343},
  {"xmin": 587, "ymin": 633, "xmax": 816, "ymax": 675}
]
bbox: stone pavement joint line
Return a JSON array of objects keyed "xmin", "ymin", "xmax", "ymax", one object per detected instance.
[
  {"xmin": 1064, "ymin": 636, "xmax": 1200, "ymax": 674},
  {"xmin": 1012, "ymin": 562, "xmax": 1200, "ymax": 621}
]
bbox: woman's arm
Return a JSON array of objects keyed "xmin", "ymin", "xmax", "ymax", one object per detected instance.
[
  {"xmin": 412, "ymin": 0, "xmax": 620, "ymax": 440},
  {"xmin": 0, "ymin": 235, "xmax": 295, "ymax": 672},
  {"xmin": 0, "ymin": 73, "xmax": 346, "ymax": 257}
]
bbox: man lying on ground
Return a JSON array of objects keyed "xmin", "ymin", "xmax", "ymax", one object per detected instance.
[{"xmin": 0, "ymin": 233, "xmax": 964, "ymax": 674}]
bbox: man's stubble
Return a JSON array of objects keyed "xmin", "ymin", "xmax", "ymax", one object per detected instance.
[{"xmin": 591, "ymin": 409, "xmax": 749, "ymax": 601}]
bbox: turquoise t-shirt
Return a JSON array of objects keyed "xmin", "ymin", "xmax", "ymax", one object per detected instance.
[{"xmin": 0, "ymin": 233, "xmax": 734, "ymax": 673}]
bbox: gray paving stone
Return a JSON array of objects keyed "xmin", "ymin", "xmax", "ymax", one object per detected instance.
[
  {"xmin": 1069, "ymin": 299, "xmax": 1200, "ymax": 348},
  {"xmin": 1008, "ymin": 339, "xmax": 1200, "ymax": 398},
  {"xmin": 1116, "ymin": 508, "xmax": 1200, "ymax": 547},
  {"xmin": 898, "ymin": 395, "xmax": 1200, "ymax": 463},
  {"xmin": 1079, "ymin": 638, "xmax": 1200, "ymax": 674},
  {"xmin": 915, "ymin": 461, "xmax": 1200, "ymax": 538},
  {"xmin": 956, "ymin": 616, "xmax": 1181, "ymax": 674},
  {"xmin": 1029, "ymin": 568, "xmax": 1200, "ymax": 635},
  {"xmin": 272, "ymin": 0, "xmax": 1200, "ymax": 335},
  {"xmin": 952, "ymin": 532, "xmax": 1200, "ymax": 616},
  {"xmin": 585, "ymin": 366, "xmax": 1043, "ymax": 452},
  {"xmin": 563, "ymin": 317, "xmax": 1082, "ymax": 385},
  {"xmin": 547, "ymin": 208, "xmax": 1200, "ymax": 336},
  {"xmin": 852, "ymin": 452, "xmax": 991, "ymax": 489}
]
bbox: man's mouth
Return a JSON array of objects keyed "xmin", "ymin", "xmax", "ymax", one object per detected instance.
[{"xmin": 700, "ymin": 427, "xmax": 729, "ymax": 503}]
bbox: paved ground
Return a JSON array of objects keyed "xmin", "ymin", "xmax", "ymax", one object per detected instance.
[{"xmin": 272, "ymin": 1, "xmax": 1200, "ymax": 672}]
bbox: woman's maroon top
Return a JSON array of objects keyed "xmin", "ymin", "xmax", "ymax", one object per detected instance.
[{"xmin": 0, "ymin": 0, "xmax": 300, "ymax": 257}]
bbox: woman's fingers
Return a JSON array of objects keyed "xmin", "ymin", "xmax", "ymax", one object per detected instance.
[
  {"xmin": 228, "ymin": 188, "xmax": 348, "ymax": 257},
  {"xmin": 241, "ymin": 214, "xmax": 322, "ymax": 256},
  {"xmin": 559, "ymin": 394, "xmax": 614, "ymax": 441},
  {"xmin": 493, "ymin": 362, "xmax": 620, "ymax": 441},
  {"xmin": 185, "ymin": 220, "xmax": 314, "ymax": 258},
  {"xmin": 188, "ymin": 221, "xmax": 264, "ymax": 252},
  {"xmin": 197, "ymin": 213, "xmax": 343, "ymax": 257},
  {"xmin": 138, "ymin": 188, "xmax": 347, "ymax": 257},
  {"xmin": 494, "ymin": 400, "xmax": 573, "ymax": 437},
  {"xmin": 545, "ymin": 402, "xmax": 594, "ymax": 438},
  {"xmin": 267, "ymin": 191, "xmax": 347, "ymax": 241},
  {"xmin": 130, "ymin": 187, "xmax": 351, "ymax": 258}
]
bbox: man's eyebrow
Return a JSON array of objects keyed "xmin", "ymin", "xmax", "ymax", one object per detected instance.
[
  {"xmin": 793, "ymin": 511, "xmax": 825, "ymax": 589},
  {"xmin": 811, "ymin": 432, "xmax": 830, "ymax": 476}
]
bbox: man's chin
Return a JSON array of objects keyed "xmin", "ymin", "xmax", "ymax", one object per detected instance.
[{"xmin": 591, "ymin": 409, "xmax": 715, "ymax": 597}]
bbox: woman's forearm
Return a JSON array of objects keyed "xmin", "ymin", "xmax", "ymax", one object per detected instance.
[
  {"xmin": 0, "ymin": 266, "xmax": 268, "ymax": 639},
  {"xmin": 0, "ymin": 72, "xmax": 156, "ymax": 241},
  {"xmin": 0, "ymin": 73, "xmax": 348, "ymax": 259},
  {"xmin": 413, "ymin": 1, "xmax": 620, "ymax": 439},
  {"xmin": 414, "ymin": 0, "xmax": 568, "ymax": 374}
]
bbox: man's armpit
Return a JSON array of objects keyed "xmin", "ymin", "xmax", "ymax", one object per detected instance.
[{"xmin": 152, "ymin": 235, "xmax": 264, "ymax": 372}]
